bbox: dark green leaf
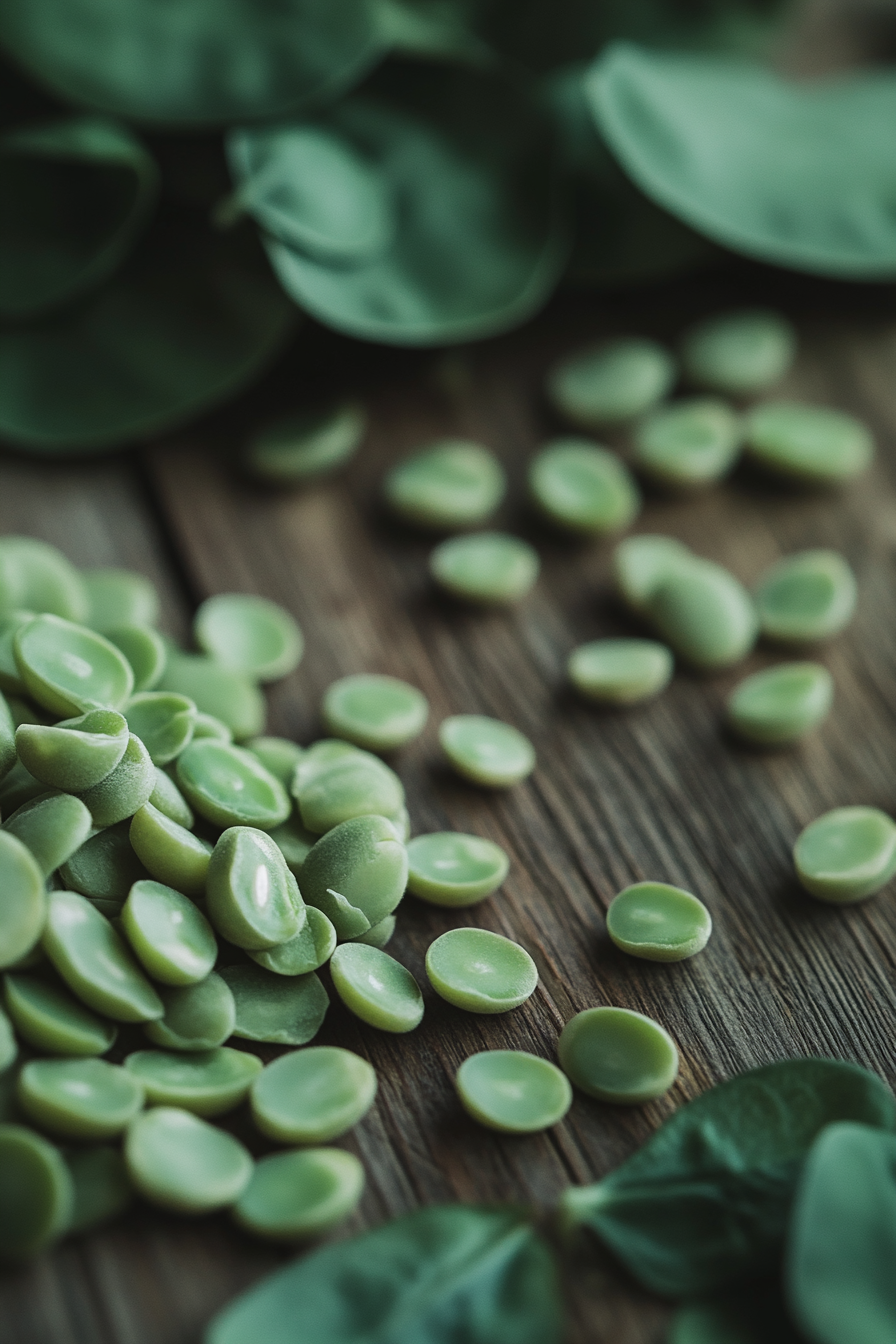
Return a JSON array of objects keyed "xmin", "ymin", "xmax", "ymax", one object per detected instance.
[
  {"xmin": 206, "ymin": 1204, "xmax": 564, "ymax": 1344},
  {"xmin": 585, "ymin": 42, "xmax": 896, "ymax": 279},
  {"xmin": 560, "ymin": 1059, "xmax": 896, "ymax": 1299},
  {"xmin": 670, "ymin": 1279, "xmax": 807, "ymax": 1343},
  {"xmin": 0, "ymin": 116, "xmax": 158, "ymax": 320},
  {"xmin": 787, "ymin": 1123, "xmax": 896, "ymax": 1344},
  {"xmin": 0, "ymin": 0, "xmax": 383, "ymax": 127}
]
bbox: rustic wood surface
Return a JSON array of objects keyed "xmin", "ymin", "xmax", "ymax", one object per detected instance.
[{"xmin": 2, "ymin": 263, "xmax": 896, "ymax": 1344}]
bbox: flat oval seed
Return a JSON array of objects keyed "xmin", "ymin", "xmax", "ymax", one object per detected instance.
[
  {"xmin": 384, "ymin": 440, "xmax": 506, "ymax": 530},
  {"xmin": 177, "ymin": 740, "xmax": 291, "ymax": 830},
  {"xmin": 219, "ymin": 965, "xmax": 328, "ymax": 1046},
  {"xmin": 83, "ymin": 569, "xmax": 159, "ymax": 632},
  {"xmin": 0, "ymin": 613, "xmax": 33, "ymax": 697},
  {"xmin": 122, "ymin": 880, "xmax": 218, "ymax": 986},
  {"xmin": 249, "ymin": 906, "xmax": 337, "ymax": 977},
  {"xmin": 144, "ymin": 973, "xmax": 236, "ymax": 1051},
  {"xmin": 42, "ymin": 891, "xmax": 163, "ymax": 1022},
  {"xmin": 124, "ymin": 1048, "xmax": 262, "ymax": 1118},
  {"xmin": 244, "ymin": 403, "xmax": 366, "ymax": 485},
  {"xmin": 0, "ymin": 1123, "xmax": 73, "ymax": 1258},
  {"xmin": 456, "ymin": 1051, "xmax": 572, "ymax": 1133},
  {"xmin": 727, "ymin": 662, "xmax": 833, "ymax": 746},
  {"xmin": 425, "ymin": 928, "xmax": 538, "ymax": 1014},
  {"xmin": 529, "ymin": 440, "xmax": 641, "ymax": 534},
  {"xmin": 558, "ymin": 1006, "xmax": 679, "ymax": 1102},
  {"xmin": 192, "ymin": 711, "xmax": 234, "ymax": 742},
  {"xmin": 406, "ymin": 832, "xmax": 509, "ymax": 907},
  {"xmin": 300, "ymin": 815, "xmax": 409, "ymax": 939},
  {"xmin": 794, "ymin": 806, "xmax": 896, "ymax": 903},
  {"xmin": 124, "ymin": 692, "xmax": 196, "ymax": 765},
  {"xmin": 291, "ymin": 738, "xmax": 364, "ymax": 791},
  {"xmin": 439, "ymin": 715, "xmax": 535, "ymax": 788},
  {"xmin": 158, "ymin": 649, "xmax": 264, "ymax": 741},
  {"xmin": 59, "ymin": 822, "xmax": 149, "ymax": 904},
  {"xmin": 206, "ymin": 827, "xmax": 303, "ymax": 950},
  {"xmin": 633, "ymin": 398, "xmax": 742, "ymax": 489},
  {"xmin": 194, "ymin": 595, "xmax": 304, "ymax": 683},
  {"xmin": 17, "ymin": 1058, "xmax": 143, "ymax": 1140},
  {"xmin": 548, "ymin": 337, "xmax": 676, "ymax": 427},
  {"xmin": 681, "ymin": 308, "xmax": 796, "ymax": 396},
  {"xmin": 234, "ymin": 1147, "xmax": 364, "ymax": 1241},
  {"xmin": 430, "ymin": 532, "xmax": 539, "ymax": 605},
  {"xmin": 0, "ymin": 831, "xmax": 46, "ymax": 968},
  {"xmin": 125, "ymin": 1107, "xmax": 252, "ymax": 1214},
  {"xmin": 66, "ymin": 1145, "xmax": 133, "ymax": 1233},
  {"xmin": 0, "ymin": 537, "xmax": 87, "ymax": 623},
  {"xmin": 350, "ymin": 914, "xmax": 396, "ymax": 949},
  {"xmin": 3, "ymin": 792, "xmax": 93, "ymax": 877},
  {"xmin": 568, "ymin": 638, "xmax": 673, "ymax": 706},
  {"xmin": 4, "ymin": 972, "xmax": 117, "ymax": 1055},
  {"xmin": 14, "ymin": 615, "xmax": 134, "ymax": 716},
  {"xmin": 755, "ymin": 549, "xmax": 857, "ymax": 645},
  {"xmin": 322, "ymin": 674, "xmax": 429, "ymax": 753},
  {"xmin": 606, "ymin": 882, "xmax": 712, "ymax": 962},
  {"xmin": 105, "ymin": 625, "xmax": 167, "ymax": 693},
  {"xmin": 745, "ymin": 401, "xmax": 874, "ymax": 484},
  {"xmin": 76, "ymin": 732, "xmax": 156, "ymax": 828},
  {"xmin": 297, "ymin": 752, "xmax": 404, "ymax": 835},
  {"xmin": 647, "ymin": 558, "xmax": 757, "ymax": 670},
  {"xmin": 245, "ymin": 737, "xmax": 304, "ymax": 790},
  {"xmin": 148, "ymin": 767, "xmax": 194, "ymax": 827},
  {"xmin": 330, "ymin": 944, "xmax": 424, "ymax": 1033},
  {"xmin": 250, "ymin": 1046, "xmax": 377, "ymax": 1144},
  {"xmin": 129, "ymin": 802, "xmax": 212, "ymax": 896},
  {"xmin": 613, "ymin": 534, "xmax": 693, "ymax": 614},
  {"xmin": 15, "ymin": 708, "xmax": 129, "ymax": 791}
]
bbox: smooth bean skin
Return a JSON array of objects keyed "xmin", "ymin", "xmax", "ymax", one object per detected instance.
[
  {"xmin": 17, "ymin": 1058, "xmax": 144, "ymax": 1140},
  {"xmin": 726, "ymin": 662, "xmax": 833, "ymax": 746},
  {"xmin": 42, "ymin": 890, "xmax": 163, "ymax": 1023},
  {"xmin": 4, "ymin": 971, "xmax": 117, "ymax": 1055},
  {"xmin": 439, "ymin": 715, "xmax": 535, "ymax": 788},
  {"xmin": 0, "ymin": 1123, "xmax": 74, "ymax": 1259},
  {"xmin": 383, "ymin": 440, "xmax": 506, "ymax": 530},
  {"xmin": 15, "ymin": 708, "xmax": 129, "ymax": 791},
  {"xmin": 124, "ymin": 1048, "xmax": 262, "ymax": 1118},
  {"xmin": 245, "ymin": 736, "xmax": 304, "ymax": 790},
  {"xmin": 547, "ymin": 338, "xmax": 676, "ymax": 426},
  {"xmin": 144, "ymin": 973, "xmax": 236, "ymax": 1051},
  {"xmin": 755, "ymin": 549, "xmax": 857, "ymax": 645},
  {"xmin": 2, "ymin": 792, "xmax": 93, "ymax": 877},
  {"xmin": 681, "ymin": 309, "xmax": 796, "ymax": 396},
  {"xmin": 291, "ymin": 739, "xmax": 364, "ymax": 792},
  {"xmin": 158, "ymin": 650, "xmax": 264, "ymax": 741},
  {"xmin": 646, "ymin": 558, "xmax": 757, "ymax": 670},
  {"xmin": 76, "ymin": 732, "xmax": 156, "ymax": 828},
  {"xmin": 250, "ymin": 1046, "xmax": 377, "ymax": 1144},
  {"xmin": 406, "ymin": 832, "xmax": 509, "ymax": 907},
  {"xmin": 322, "ymin": 674, "xmax": 429, "ymax": 753},
  {"xmin": 606, "ymin": 882, "xmax": 712, "ymax": 961},
  {"xmin": 176, "ymin": 740, "xmax": 291, "ymax": 830},
  {"xmin": 296, "ymin": 751, "xmax": 404, "ymax": 835},
  {"xmin": 233, "ymin": 1148, "xmax": 365, "ymax": 1241},
  {"xmin": 105, "ymin": 625, "xmax": 167, "ymax": 693},
  {"xmin": 249, "ymin": 906, "xmax": 337, "ymax": 976},
  {"xmin": 745, "ymin": 401, "xmax": 874, "ymax": 484},
  {"xmin": 330, "ymin": 945, "xmax": 424, "ymax": 1033},
  {"xmin": 0, "ymin": 831, "xmax": 47, "ymax": 968},
  {"xmin": 430, "ymin": 532, "xmax": 539, "ymax": 605},
  {"xmin": 194, "ymin": 594, "xmax": 304, "ymax": 683},
  {"xmin": 125, "ymin": 1107, "xmax": 253, "ymax": 1214},
  {"xmin": 0, "ymin": 536, "xmax": 87, "ymax": 623},
  {"xmin": 206, "ymin": 827, "xmax": 304, "ymax": 950},
  {"xmin": 558, "ymin": 1006, "xmax": 679, "ymax": 1103},
  {"xmin": 613, "ymin": 534, "xmax": 693, "ymax": 614},
  {"xmin": 148, "ymin": 767, "xmax": 194, "ymax": 828},
  {"xmin": 66, "ymin": 1145, "xmax": 133, "ymax": 1233},
  {"xmin": 349, "ymin": 913, "xmax": 396, "ymax": 949},
  {"xmin": 456, "ymin": 1051, "xmax": 572, "ymax": 1133},
  {"xmin": 300, "ymin": 815, "xmax": 409, "ymax": 939},
  {"xmin": 219, "ymin": 965, "xmax": 328, "ymax": 1046},
  {"xmin": 568, "ymin": 638, "xmax": 674, "ymax": 706},
  {"xmin": 244, "ymin": 402, "xmax": 366, "ymax": 485},
  {"xmin": 129, "ymin": 801, "xmax": 212, "ymax": 896},
  {"xmin": 425, "ymin": 928, "xmax": 538, "ymax": 1014},
  {"xmin": 122, "ymin": 880, "xmax": 218, "ymax": 986},
  {"xmin": 82, "ymin": 568, "xmax": 159, "ymax": 632},
  {"xmin": 191, "ymin": 711, "xmax": 235, "ymax": 742},
  {"xmin": 793, "ymin": 806, "xmax": 896, "ymax": 903},
  {"xmin": 633, "ymin": 398, "xmax": 742, "ymax": 489},
  {"xmin": 528, "ymin": 440, "xmax": 640, "ymax": 535},
  {"xmin": 124, "ymin": 692, "xmax": 197, "ymax": 765},
  {"xmin": 59, "ymin": 822, "xmax": 149, "ymax": 904},
  {"xmin": 0, "ymin": 614, "xmax": 32, "ymax": 698},
  {"xmin": 14, "ymin": 615, "xmax": 134, "ymax": 716}
]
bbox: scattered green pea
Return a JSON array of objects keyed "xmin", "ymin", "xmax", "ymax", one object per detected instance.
[
  {"xmin": 439, "ymin": 714, "xmax": 535, "ymax": 788},
  {"xmin": 681, "ymin": 309, "xmax": 796, "ymax": 396},
  {"xmin": 0, "ymin": 537, "xmax": 87, "ymax": 623},
  {"xmin": 727, "ymin": 662, "xmax": 833, "ymax": 746},
  {"xmin": 568, "ymin": 638, "xmax": 673, "ymax": 706},
  {"xmin": 268, "ymin": 812, "xmax": 317, "ymax": 878},
  {"xmin": 177, "ymin": 739, "xmax": 291, "ymax": 830},
  {"xmin": 456, "ymin": 1051, "xmax": 572, "ymax": 1133},
  {"xmin": 129, "ymin": 801, "xmax": 212, "ymax": 896},
  {"xmin": 755, "ymin": 549, "xmax": 857, "ymax": 645},
  {"xmin": 384, "ymin": 440, "xmax": 506, "ymax": 530},
  {"xmin": 646, "ymin": 557, "xmax": 757, "ymax": 670},
  {"xmin": 144, "ymin": 973, "xmax": 236, "ymax": 1051},
  {"xmin": 65, "ymin": 1145, "xmax": 133, "ymax": 1233},
  {"xmin": 245, "ymin": 736, "xmax": 304, "ymax": 789},
  {"xmin": 430, "ymin": 532, "xmax": 539, "ymax": 605},
  {"xmin": 219, "ymin": 965, "xmax": 328, "ymax": 1046},
  {"xmin": 82, "ymin": 569, "xmax": 159, "ymax": 632},
  {"xmin": 105, "ymin": 625, "xmax": 167, "ymax": 692},
  {"xmin": 4, "ymin": 971, "xmax": 117, "ymax": 1056},
  {"xmin": 206, "ymin": 827, "xmax": 304, "ymax": 950},
  {"xmin": 17, "ymin": 1058, "xmax": 144, "ymax": 1140},
  {"xmin": 122, "ymin": 880, "xmax": 218, "ymax": 986},
  {"xmin": 633, "ymin": 398, "xmax": 742, "ymax": 489},
  {"xmin": 745, "ymin": 401, "xmax": 874, "ymax": 484},
  {"xmin": 547, "ymin": 338, "xmax": 676, "ymax": 427},
  {"xmin": 296, "ymin": 749, "xmax": 404, "ymax": 835},
  {"xmin": 528, "ymin": 440, "xmax": 641, "ymax": 534},
  {"xmin": 148, "ymin": 766, "xmax": 194, "ymax": 827},
  {"xmin": 300, "ymin": 814, "xmax": 409, "ymax": 940},
  {"xmin": 0, "ymin": 1005, "xmax": 17, "ymax": 1072},
  {"xmin": 322, "ymin": 674, "xmax": 429, "ymax": 753},
  {"xmin": 406, "ymin": 832, "xmax": 509, "ymax": 907},
  {"xmin": 349, "ymin": 913, "xmax": 397, "ymax": 949},
  {"xmin": 793, "ymin": 806, "xmax": 896, "ymax": 903},
  {"xmin": 0, "ymin": 1123, "xmax": 73, "ymax": 1259},
  {"xmin": 124, "ymin": 1048, "xmax": 262, "ymax": 1117},
  {"xmin": 125, "ymin": 1107, "xmax": 253, "ymax": 1214},
  {"xmin": 558, "ymin": 1006, "xmax": 679, "ymax": 1103},
  {"xmin": 233, "ymin": 1147, "xmax": 365, "ymax": 1241},
  {"xmin": 124, "ymin": 692, "xmax": 196, "ymax": 765},
  {"xmin": 0, "ymin": 831, "xmax": 46, "ymax": 969},
  {"xmin": 194, "ymin": 594, "xmax": 304, "ymax": 683},
  {"xmin": 76, "ymin": 732, "xmax": 156, "ymax": 828},
  {"xmin": 15, "ymin": 707, "xmax": 129, "ymax": 792},
  {"xmin": 59, "ymin": 822, "xmax": 149, "ymax": 904},
  {"xmin": 248, "ymin": 906, "xmax": 337, "ymax": 977},
  {"xmin": 3, "ymin": 792, "xmax": 93, "ymax": 877},
  {"xmin": 0, "ymin": 612, "xmax": 32, "ymax": 697},
  {"xmin": 42, "ymin": 890, "xmax": 163, "ymax": 1023},
  {"xmin": 425, "ymin": 928, "xmax": 538, "ymax": 1014},
  {"xmin": 606, "ymin": 882, "xmax": 712, "ymax": 962},
  {"xmin": 612, "ymin": 534, "xmax": 693, "ymax": 616},
  {"xmin": 244, "ymin": 402, "xmax": 366, "ymax": 484},
  {"xmin": 14, "ymin": 615, "xmax": 135, "ymax": 717},
  {"xmin": 159, "ymin": 649, "xmax": 264, "ymax": 741},
  {"xmin": 330, "ymin": 944, "xmax": 424, "ymax": 1033},
  {"xmin": 250, "ymin": 1045, "xmax": 377, "ymax": 1144}
]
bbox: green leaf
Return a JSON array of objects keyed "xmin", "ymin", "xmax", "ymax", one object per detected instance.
[
  {"xmin": 207, "ymin": 1204, "xmax": 564, "ymax": 1344},
  {"xmin": 787, "ymin": 1123, "xmax": 896, "ymax": 1344},
  {"xmin": 670, "ymin": 1279, "xmax": 807, "ymax": 1343},
  {"xmin": 230, "ymin": 60, "xmax": 569, "ymax": 346},
  {"xmin": 0, "ymin": 116, "xmax": 158, "ymax": 321},
  {"xmin": 0, "ymin": 0, "xmax": 383, "ymax": 127},
  {"xmin": 585, "ymin": 42, "xmax": 896, "ymax": 279},
  {"xmin": 560, "ymin": 1058, "xmax": 896, "ymax": 1299}
]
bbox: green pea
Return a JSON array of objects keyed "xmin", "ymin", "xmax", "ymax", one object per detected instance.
[
  {"xmin": 233, "ymin": 1147, "xmax": 365, "ymax": 1242},
  {"xmin": 14, "ymin": 615, "xmax": 134, "ymax": 717},
  {"xmin": 207, "ymin": 827, "xmax": 304, "ymax": 950},
  {"xmin": 681, "ymin": 308, "xmax": 796, "ymax": 396},
  {"xmin": 0, "ymin": 612, "xmax": 35, "ymax": 697},
  {"xmin": 42, "ymin": 890, "xmax": 163, "ymax": 1023},
  {"xmin": 612, "ymin": 534, "xmax": 694, "ymax": 615},
  {"xmin": 124, "ymin": 692, "xmax": 197, "ymax": 766},
  {"xmin": 322, "ymin": 674, "xmax": 429, "ymax": 753},
  {"xmin": 755, "ymin": 549, "xmax": 857, "ymax": 645},
  {"xmin": 3, "ymin": 971, "xmax": 117, "ymax": 1056},
  {"xmin": 125, "ymin": 1107, "xmax": 253, "ymax": 1214},
  {"xmin": 793, "ymin": 806, "xmax": 896, "ymax": 903},
  {"xmin": 745, "ymin": 401, "xmax": 874, "ymax": 484},
  {"xmin": 633, "ymin": 398, "xmax": 742, "ymax": 489},
  {"xmin": 349, "ymin": 913, "xmax": 396, "ymax": 949},
  {"xmin": 124, "ymin": 1048, "xmax": 262, "ymax": 1118},
  {"xmin": 406, "ymin": 832, "xmax": 509, "ymax": 907},
  {"xmin": 76, "ymin": 732, "xmax": 156, "ymax": 828},
  {"xmin": 219, "ymin": 964, "xmax": 328, "ymax": 1046},
  {"xmin": 244, "ymin": 402, "xmax": 366, "ymax": 485},
  {"xmin": 248, "ymin": 906, "xmax": 337, "ymax": 977},
  {"xmin": 148, "ymin": 766, "xmax": 194, "ymax": 828},
  {"xmin": 245, "ymin": 736, "xmax": 304, "ymax": 790},
  {"xmin": 646, "ymin": 557, "xmax": 757, "ymax": 670},
  {"xmin": 425, "ymin": 928, "xmax": 538, "ymax": 1014},
  {"xmin": 250, "ymin": 1046, "xmax": 377, "ymax": 1144},
  {"xmin": 267, "ymin": 813, "xmax": 317, "ymax": 878},
  {"xmin": 0, "ymin": 1123, "xmax": 73, "ymax": 1258},
  {"xmin": 191, "ymin": 710, "xmax": 235, "ymax": 742},
  {"xmin": 547, "ymin": 337, "xmax": 676, "ymax": 427},
  {"xmin": 528, "ymin": 440, "xmax": 641, "ymax": 535},
  {"xmin": 0, "ymin": 760, "xmax": 45, "ymax": 816},
  {"xmin": 300, "ymin": 814, "xmax": 409, "ymax": 940},
  {"xmin": 0, "ymin": 831, "xmax": 46, "ymax": 968},
  {"xmin": 59, "ymin": 821, "xmax": 149, "ymax": 904},
  {"xmin": 384, "ymin": 439, "xmax": 506, "ymax": 530},
  {"xmin": 291, "ymin": 738, "xmax": 362, "ymax": 789},
  {"xmin": 568, "ymin": 638, "xmax": 674, "ymax": 706},
  {"xmin": 17, "ymin": 1058, "xmax": 144, "ymax": 1140},
  {"xmin": 296, "ymin": 750, "xmax": 404, "ymax": 835},
  {"xmin": 0, "ymin": 536, "xmax": 87, "ymax": 623},
  {"xmin": 159, "ymin": 649, "xmax": 264, "ymax": 740},
  {"xmin": 177, "ymin": 739, "xmax": 291, "ymax": 830},
  {"xmin": 0, "ymin": 1005, "xmax": 17, "ymax": 1072},
  {"xmin": 66, "ymin": 1145, "xmax": 132, "ymax": 1233},
  {"xmin": 439, "ymin": 714, "xmax": 535, "ymax": 788},
  {"xmin": 105, "ymin": 624, "xmax": 167, "ymax": 692},
  {"xmin": 330, "ymin": 944, "xmax": 424, "ymax": 1034},
  {"xmin": 456, "ymin": 1050, "xmax": 572, "ymax": 1133},
  {"xmin": 430, "ymin": 532, "xmax": 539, "ymax": 605},
  {"xmin": 129, "ymin": 802, "xmax": 212, "ymax": 896},
  {"xmin": 558, "ymin": 1006, "xmax": 679, "ymax": 1103},
  {"xmin": 15, "ymin": 707, "xmax": 129, "ymax": 792},
  {"xmin": 727, "ymin": 662, "xmax": 833, "ymax": 746},
  {"xmin": 82, "ymin": 569, "xmax": 159, "ymax": 632},
  {"xmin": 194, "ymin": 594, "xmax": 304, "ymax": 683},
  {"xmin": 144, "ymin": 973, "xmax": 236, "ymax": 1051},
  {"xmin": 0, "ymin": 687, "xmax": 15, "ymax": 779},
  {"xmin": 122, "ymin": 880, "xmax": 218, "ymax": 986},
  {"xmin": 606, "ymin": 882, "xmax": 712, "ymax": 962},
  {"xmin": 3, "ymin": 792, "xmax": 93, "ymax": 877}
]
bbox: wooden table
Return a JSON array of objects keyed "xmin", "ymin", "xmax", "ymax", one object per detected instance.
[{"xmin": 2, "ymin": 266, "xmax": 896, "ymax": 1344}]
